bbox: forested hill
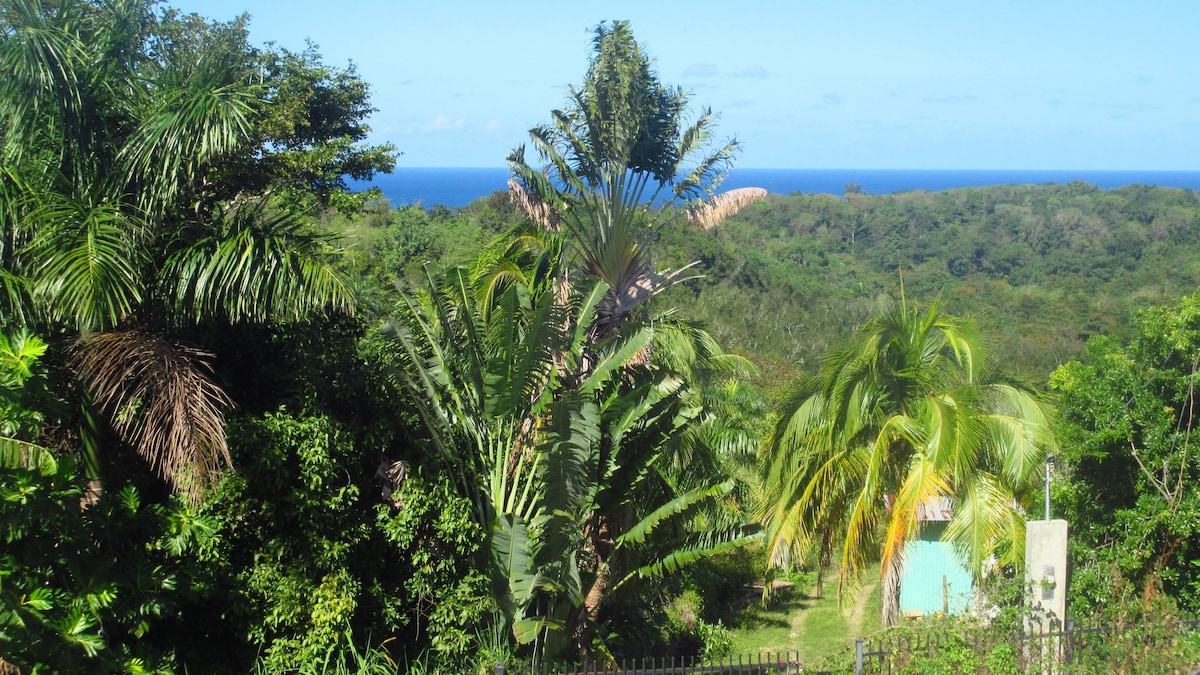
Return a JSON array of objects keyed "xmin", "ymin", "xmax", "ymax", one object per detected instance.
[
  {"xmin": 365, "ymin": 181, "xmax": 1200, "ymax": 392},
  {"xmin": 653, "ymin": 181, "xmax": 1200, "ymax": 387}
]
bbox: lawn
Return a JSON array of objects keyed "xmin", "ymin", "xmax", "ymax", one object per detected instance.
[{"xmin": 726, "ymin": 570, "xmax": 883, "ymax": 668}]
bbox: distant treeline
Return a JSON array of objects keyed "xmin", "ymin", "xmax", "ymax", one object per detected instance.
[
  {"xmin": 655, "ymin": 181, "xmax": 1200, "ymax": 388},
  {"xmin": 358, "ymin": 181, "xmax": 1200, "ymax": 392}
]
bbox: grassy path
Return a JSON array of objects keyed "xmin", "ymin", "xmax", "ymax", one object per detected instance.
[{"xmin": 727, "ymin": 570, "xmax": 882, "ymax": 667}]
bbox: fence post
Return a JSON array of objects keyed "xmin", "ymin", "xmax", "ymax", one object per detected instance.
[
  {"xmin": 855, "ymin": 637, "xmax": 864, "ymax": 675},
  {"xmin": 1064, "ymin": 616, "xmax": 1074, "ymax": 665}
]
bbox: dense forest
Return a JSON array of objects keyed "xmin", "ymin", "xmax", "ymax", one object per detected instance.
[
  {"xmin": 4, "ymin": 2, "xmax": 1200, "ymax": 673},
  {"xmin": 378, "ymin": 180, "xmax": 1200, "ymax": 390}
]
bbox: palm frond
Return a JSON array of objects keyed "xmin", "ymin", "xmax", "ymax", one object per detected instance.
[
  {"xmin": 0, "ymin": 435, "xmax": 58, "ymax": 476},
  {"xmin": 687, "ymin": 187, "xmax": 768, "ymax": 231},
  {"xmin": 613, "ymin": 524, "xmax": 762, "ymax": 589},
  {"xmin": 119, "ymin": 48, "xmax": 257, "ymax": 214},
  {"xmin": 943, "ymin": 473, "xmax": 1019, "ymax": 576},
  {"xmin": 72, "ymin": 329, "xmax": 232, "ymax": 502},
  {"xmin": 27, "ymin": 195, "xmax": 144, "ymax": 334},
  {"xmin": 0, "ymin": 0, "xmax": 88, "ymax": 167},
  {"xmin": 617, "ymin": 479, "xmax": 735, "ymax": 547},
  {"xmin": 159, "ymin": 204, "xmax": 353, "ymax": 324}
]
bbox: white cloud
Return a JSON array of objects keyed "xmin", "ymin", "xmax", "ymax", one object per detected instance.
[
  {"xmin": 734, "ymin": 66, "xmax": 768, "ymax": 78},
  {"xmin": 486, "ymin": 119, "xmax": 502, "ymax": 132},
  {"xmin": 922, "ymin": 95, "xmax": 977, "ymax": 104},
  {"xmin": 420, "ymin": 115, "xmax": 466, "ymax": 132}
]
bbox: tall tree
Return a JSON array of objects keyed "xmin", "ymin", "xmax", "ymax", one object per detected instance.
[
  {"xmin": 758, "ymin": 298, "xmax": 1055, "ymax": 625},
  {"xmin": 0, "ymin": 0, "xmax": 394, "ymax": 499},
  {"xmin": 1051, "ymin": 294, "xmax": 1200, "ymax": 614},
  {"xmin": 506, "ymin": 20, "xmax": 764, "ymax": 341},
  {"xmin": 497, "ymin": 23, "xmax": 768, "ymax": 659},
  {"xmin": 386, "ymin": 267, "xmax": 759, "ymax": 662}
]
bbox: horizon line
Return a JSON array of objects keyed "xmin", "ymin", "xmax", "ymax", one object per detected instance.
[{"xmin": 382, "ymin": 166, "xmax": 1200, "ymax": 173}]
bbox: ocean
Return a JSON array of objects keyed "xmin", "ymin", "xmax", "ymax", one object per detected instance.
[{"xmin": 355, "ymin": 168, "xmax": 1200, "ymax": 209}]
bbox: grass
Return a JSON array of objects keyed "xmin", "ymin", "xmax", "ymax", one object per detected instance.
[{"xmin": 726, "ymin": 570, "xmax": 883, "ymax": 667}]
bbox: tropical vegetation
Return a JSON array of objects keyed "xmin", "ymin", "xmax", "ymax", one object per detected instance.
[
  {"xmin": 3, "ymin": 2, "xmax": 1200, "ymax": 673},
  {"xmin": 758, "ymin": 298, "xmax": 1055, "ymax": 626}
]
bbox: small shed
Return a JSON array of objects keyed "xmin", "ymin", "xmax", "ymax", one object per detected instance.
[{"xmin": 898, "ymin": 497, "xmax": 973, "ymax": 616}]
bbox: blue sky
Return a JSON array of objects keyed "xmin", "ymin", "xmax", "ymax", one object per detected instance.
[{"xmin": 168, "ymin": 0, "xmax": 1200, "ymax": 170}]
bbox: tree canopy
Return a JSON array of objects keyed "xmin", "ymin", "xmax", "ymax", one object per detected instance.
[{"xmin": 0, "ymin": 0, "xmax": 395, "ymax": 498}]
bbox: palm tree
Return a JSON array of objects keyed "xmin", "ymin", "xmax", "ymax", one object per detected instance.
[
  {"xmin": 758, "ymin": 297, "xmax": 1055, "ymax": 626},
  {"xmin": 386, "ymin": 263, "xmax": 760, "ymax": 662},
  {"xmin": 506, "ymin": 20, "xmax": 765, "ymax": 342},
  {"xmin": 0, "ymin": 0, "xmax": 356, "ymax": 500},
  {"xmin": 497, "ymin": 24, "xmax": 769, "ymax": 658}
]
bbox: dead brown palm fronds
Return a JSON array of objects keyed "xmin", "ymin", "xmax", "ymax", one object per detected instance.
[
  {"xmin": 72, "ymin": 329, "xmax": 232, "ymax": 502},
  {"xmin": 508, "ymin": 178, "xmax": 561, "ymax": 231},
  {"xmin": 687, "ymin": 187, "xmax": 768, "ymax": 230}
]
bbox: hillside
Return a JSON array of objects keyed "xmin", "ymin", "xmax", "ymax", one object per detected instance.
[
  {"xmin": 653, "ymin": 181, "xmax": 1200, "ymax": 388},
  {"xmin": 348, "ymin": 180, "xmax": 1200, "ymax": 395}
]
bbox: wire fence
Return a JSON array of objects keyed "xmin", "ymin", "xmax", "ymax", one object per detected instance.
[{"xmin": 507, "ymin": 614, "xmax": 1200, "ymax": 675}]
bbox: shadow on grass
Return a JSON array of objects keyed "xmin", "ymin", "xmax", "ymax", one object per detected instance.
[{"xmin": 724, "ymin": 570, "xmax": 883, "ymax": 666}]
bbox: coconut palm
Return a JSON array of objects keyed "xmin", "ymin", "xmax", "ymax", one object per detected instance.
[
  {"xmin": 0, "ymin": 0, "xmax": 356, "ymax": 499},
  {"xmin": 758, "ymin": 297, "xmax": 1055, "ymax": 626}
]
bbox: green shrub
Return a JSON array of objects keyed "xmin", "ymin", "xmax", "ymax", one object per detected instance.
[
  {"xmin": 0, "ymin": 462, "xmax": 209, "ymax": 673},
  {"xmin": 169, "ymin": 412, "xmax": 491, "ymax": 672},
  {"xmin": 697, "ymin": 619, "xmax": 735, "ymax": 660}
]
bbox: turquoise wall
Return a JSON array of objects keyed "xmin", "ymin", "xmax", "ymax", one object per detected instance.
[{"xmin": 899, "ymin": 522, "xmax": 973, "ymax": 615}]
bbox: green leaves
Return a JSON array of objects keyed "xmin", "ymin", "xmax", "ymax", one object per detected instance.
[
  {"xmin": 159, "ymin": 204, "xmax": 353, "ymax": 325},
  {"xmin": 760, "ymin": 298, "xmax": 1057, "ymax": 623},
  {"xmin": 27, "ymin": 196, "xmax": 145, "ymax": 334},
  {"xmin": 1050, "ymin": 293, "xmax": 1200, "ymax": 613},
  {"xmin": 388, "ymin": 260, "xmax": 759, "ymax": 660},
  {"xmin": 0, "ymin": 437, "xmax": 58, "ymax": 476},
  {"xmin": 119, "ymin": 48, "xmax": 258, "ymax": 214},
  {"xmin": 507, "ymin": 21, "xmax": 752, "ymax": 341},
  {"xmin": 0, "ymin": 0, "xmax": 379, "ymax": 500},
  {"xmin": 1, "ymin": 448, "xmax": 204, "ymax": 671},
  {"xmin": 0, "ymin": 328, "xmax": 45, "ymax": 388}
]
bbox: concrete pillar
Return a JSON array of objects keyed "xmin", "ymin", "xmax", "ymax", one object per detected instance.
[{"xmin": 1025, "ymin": 519, "xmax": 1068, "ymax": 633}]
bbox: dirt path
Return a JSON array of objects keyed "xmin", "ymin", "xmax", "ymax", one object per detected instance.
[{"xmin": 844, "ymin": 578, "xmax": 877, "ymax": 638}]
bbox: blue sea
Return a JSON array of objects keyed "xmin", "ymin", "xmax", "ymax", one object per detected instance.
[{"xmin": 356, "ymin": 168, "xmax": 1200, "ymax": 209}]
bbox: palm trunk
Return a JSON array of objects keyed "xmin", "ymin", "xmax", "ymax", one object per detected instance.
[
  {"xmin": 583, "ymin": 563, "xmax": 609, "ymax": 624},
  {"xmin": 882, "ymin": 557, "xmax": 902, "ymax": 627}
]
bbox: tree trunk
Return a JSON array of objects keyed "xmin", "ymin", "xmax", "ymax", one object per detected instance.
[
  {"xmin": 583, "ymin": 562, "xmax": 609, "ymax": 624},
  {"xmin": 882, "ymin": 557, "xmax": 902, "ymax": 627}
]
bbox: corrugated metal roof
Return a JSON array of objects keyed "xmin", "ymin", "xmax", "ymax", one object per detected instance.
[{"xmin": 916, "ymin": 495, "xmax": 955, "ymax": 522}]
